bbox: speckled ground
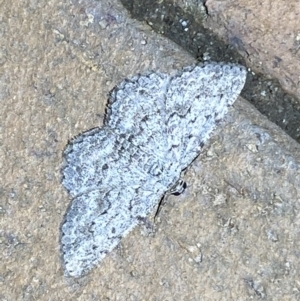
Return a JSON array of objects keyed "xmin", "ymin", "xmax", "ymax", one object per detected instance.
[{"xmin": 1, "ymin": 0, "xmax": 300, "ymax": 300}]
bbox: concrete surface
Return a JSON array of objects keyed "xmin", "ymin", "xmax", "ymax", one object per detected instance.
[{"xmin": 1, "ymin": 0, "xmax": 300, "ymax": 300}]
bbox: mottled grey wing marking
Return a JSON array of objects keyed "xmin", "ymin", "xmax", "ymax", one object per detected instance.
[
  {"xmin": 63, "ymin": 129, "xmax": 143, "ymax": 197},
  {"xmin": 165, "ymin": 63, "xmax": 247, "ymax": 168},
  {"xmin": 62, "ymin": 132, "xmax": 170, "ymax": 277},
  {"xmin": 62, "ymin": 181, "xmax": 166, "ymax": 277},
  {"xmin": 62, "ymin": 127, "xmax": 177, "ymax": 277},
  {"xmin": 61, "ymin": 62, "xmax": 247, "ymax": 277},
  {"xmin": 106, "ymin": 72, "xmax": 170, "ymax": 158}
]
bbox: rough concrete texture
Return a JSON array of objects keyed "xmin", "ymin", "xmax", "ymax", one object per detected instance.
[
  {"xmin": 179, "ymin": 0, "xmax": 300, "ymax": 101},
  {"xmin": 1, "ymin": 0, "xmax": 300, "ymax": 300}
]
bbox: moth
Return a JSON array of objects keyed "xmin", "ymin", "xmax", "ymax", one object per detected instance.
[{"xmin": 61, "ymin": 62, "xmax": 247, "ymax": 277}]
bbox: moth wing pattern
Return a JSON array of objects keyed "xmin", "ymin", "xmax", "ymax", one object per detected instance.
[
  {"xmin": 61, "ymin": 127, "xmax": 168, "ymax": 277},
  {"xmin": 106, "ymin": 72, "xmax": 171, "ymax": 158},
  {"xmin": 62, "ymin": 128, "xmax": 117, "ymax": 197},
  {"xmin": 165, "ymin": 63, "xmax": 247, "ymax": 169},
  {"xmin": 61, "ymin": 183, "xmax": 167, "ymax": 277}
]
